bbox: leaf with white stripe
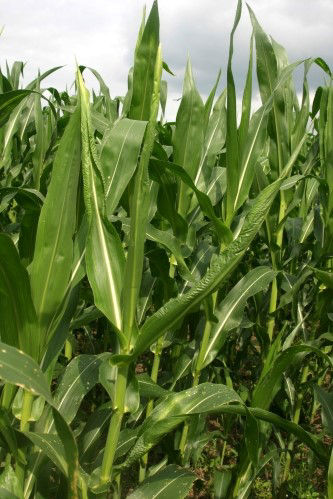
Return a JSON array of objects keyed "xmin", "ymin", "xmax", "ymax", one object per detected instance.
[
  {"xmin": 121, "ymin": 383, "xmax": 241, "ymax": 468},
  {"xmin": 78, "ymin": 70, "xmax": 125, "ymax": 339},
  {"xmin": 202, "ymin": 267, "xmax": 276, "ymax": 368},
  {"xmin": 127, "ymin": 465, "xmax": 195, "ymax": 499}
]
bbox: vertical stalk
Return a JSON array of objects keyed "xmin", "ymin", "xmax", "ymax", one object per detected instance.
[
  {"xmin": 266, "ymin": 190, "xmax": 286, "ymax": 342},
  {"xmin": 100, "ymin": 45, "xmax": 162, "ymax": 489},
  {"xmin": 139, "ymin": 337, "xmax": 163, "ymax": 482},
  {"xmin": 1, "ymin": 384, "xmax": 16, "ymax": 410},
  {"xmin": 282, "ymin": 365, "xmax": 309, "ymax": 481},
  {"xmin": 16, "ymin": 391, "xmax": 34, "ymax": 485},
  {"xmin": 100, "ymin": 365, "xmax": 128, "ymax": 484},
  {"xmin": 179, "ymin": 297, "xmax": 215, "ymax": 459}
]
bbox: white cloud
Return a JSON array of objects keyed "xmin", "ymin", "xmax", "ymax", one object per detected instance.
[{"xmin": 1, "ymin": 0, "xmax": 331, "ymax": 119}]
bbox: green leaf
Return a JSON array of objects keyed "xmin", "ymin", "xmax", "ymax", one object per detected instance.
[
  {"xmin": 0, "ymin": 234, "xmax": 38, "ymax": 359},
  {"xmin": 127, "ymin": 465, "xmax": 195, "ymax": 499},
  {"xmin": 133, "ymin": 179, "xmax": 281, "ymax": 357},
  {"xmin": 173, "ymin": 58, "xmax": 204, "ymax": 216},
  {"xmin": 0, "ymin": 342, "xmax": 52, "ymax": 404},
  {"xmin": 53, "ymin": 354, "xmax": 107, "ymax": 424},
  {"xmin": 52, "ymin": 407, "xmax": 79, "ymax": 499},
  {"xmin": 252, "ymin": 345, "xmax": 332, "ymax": 410},
  {"xmin": 129, "ymin": 0, "xmax": 160, "ymax": 121},
  {"xmin": 248, "ymin": 5, "xmax": 288, "ymax": 173},
  {"xmin": 328, "ymin": 447, "xmax": 333, "ymax": 499},
  {"xmin": 78, "ymin": 70, "xmax": 126, "ymax": 339},
  {"xmin": 203, "ymin": 69, "xmax": 221, "ymax": 134},
  {"xmin": 122, "ymin": 45, "xmax": 162, "ymax": 342},
  {"xmin": 137, "ymin": 373, "xmax": 168, "ymax": 399},
  {"xmin": 245, "ymin": 408, "xmax": 260, "ymax": 466},
  {"xmin": 202, "ymin": 267, "xmax": 276, "ymax": 367},
  {"xmin": 0, "ymin": 463, "xmax": 23, "ymax": 499},
  {"xmin": 150, "ymin": 158, "xmax": 232, "ymax": 244},
  {"xmin": 101, "ymin": 118, "xmax": 147, "ymax": 217},
  {"xmin": 214, "ymin": 470, "xmax": 232, "ymax": 499},
  {"xmin": 225, "ymin": 0, "xmax": 241, "ymax": 225},
  {"xmin": 314, "ymin": 386, "xmax": 333, "ymax": 435},
  {"xmin": 233, "ymin": 106, "xmax": 268, "ymax": 213},
  {"xmin": 238, "ymin": 34, "xmax": 253, "ymax": 152},
  {"xmin": 0, "ymin": 90, "xmax": 32, "ymax": 128},
  {"xmin": 29, "ymin": 105, "xmax": 81, "ymax": 356},
  {"xmin": 121, "ymin": 383, "xmax": 242, "ymax": 468}
]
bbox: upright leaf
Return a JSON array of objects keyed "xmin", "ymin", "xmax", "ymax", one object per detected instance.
[
  {"xmin": 101, "ymin": 118, "xmax": 147, "ymax": 217},
  {"xmin": 173, "ymin": 59, "xmax": 204, "ymax": 216},
  {"xmin": 29, "ymin": 105, "xmax": 81, "ymax": 357},
  {"xmin": 78, "ymin": 71, "xmax": 125, "ymax": 339},
  {"xmin": 129, "ymin": 0, "xmax": 160, "ymax": 121},
  {"xmin": 225, "ymin": 0, "xmax": 242, "ymax": 225}
]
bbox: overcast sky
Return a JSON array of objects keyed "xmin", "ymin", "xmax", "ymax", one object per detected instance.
[{"xmin": 1, "ymin": 0, "xmax": 332, "ymax": 119}]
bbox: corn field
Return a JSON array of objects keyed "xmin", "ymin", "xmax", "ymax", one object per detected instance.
[{"xmin": 0, "ymin": 1, "xmax": 332, "ymax": 497}]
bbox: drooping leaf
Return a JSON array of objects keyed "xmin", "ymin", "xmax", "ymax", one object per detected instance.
[
  {"xmin": 127, "ymin": 465, "xmax": 196, "ymax": 499},
  {"xmin": 203, "ymin": 267, "xmax": 276, "ymax": 367},
  {"xmin": 133, "ymin": 179, "xmax": 282, "ymax": 357}
]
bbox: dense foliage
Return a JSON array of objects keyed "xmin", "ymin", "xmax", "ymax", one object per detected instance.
[{"xmin": 0, "ymin": 1, "xmax": 332, "ymax": 497}]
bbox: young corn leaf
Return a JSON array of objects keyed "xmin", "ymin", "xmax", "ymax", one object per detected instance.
[
  {"xmin": 238, "ymin": 33, "xmax": 253, "ymax": 152},
  {"xmin": 225, "ymin": 0, "xmax": 241, "ymax": 225},
  {"xmin": 122, "ymin": 45, "xmax": 162, "ymax": 342},
  {"xmin": 173, "ymin": 58, "xmax": 204, "ymax": 216},
  {"xmin": 129, "ymin": 0, "xmax": 159, "ymax": 121},
  {"xmin": 203, "ymin": 69, "xmax": 221, "ymax": 134},
  {"xmin": 248, "ymin": 5, "xmax": 288, "ymax": 172},
  {"xmin": 245, "ymin": 408, "xmax": 260, "ymax": 466},
  {"xmin": 214, "ymin": 470, "xmax": 232, "ymax": 499}
]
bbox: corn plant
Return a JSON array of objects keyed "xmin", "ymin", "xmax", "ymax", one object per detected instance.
[{"xmin": 0, "ymin": 1, "xmax": 332, "ymax": 498}]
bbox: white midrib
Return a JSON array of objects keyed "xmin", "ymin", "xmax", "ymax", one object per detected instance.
[
  {"xmin": 3, "ymin": 99, "xmax": 26, "ymax": 151},
  {"xmin": 151, "ymin": 471, "xmax": 191, "ymax": 499},
  {"xmin": 91, "ymin": 159, "xmax": 122, "ymax": 331},
  {"xmin": 299, "ymin": 212, "xmax": 314, "ymax": 243},
  {"xmin": 187, "ymin": 391, "xmax": 217, "ymax": 413},
  {"xmin": 233, "ymin": 110, "xmax": 265, "ymax": 211},
  {"xmin": 203, "ymin": 270, "xmax": 272, "ymax": 364},
  {"xmin": 194, "ymin": 114, "xmax": 220, "ymax": 186},
  {"xmin": 188, "ymin": 168, "xmax": 225, "ymax": 227},
  {"xmin": 36, "ymin": 141, "xmax": 77, "ymax": 324}
]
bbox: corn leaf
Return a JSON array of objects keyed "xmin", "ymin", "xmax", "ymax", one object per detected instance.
[{"xmin": 127, "ymin": 465, "xmax": 196, "ymax": 499}]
